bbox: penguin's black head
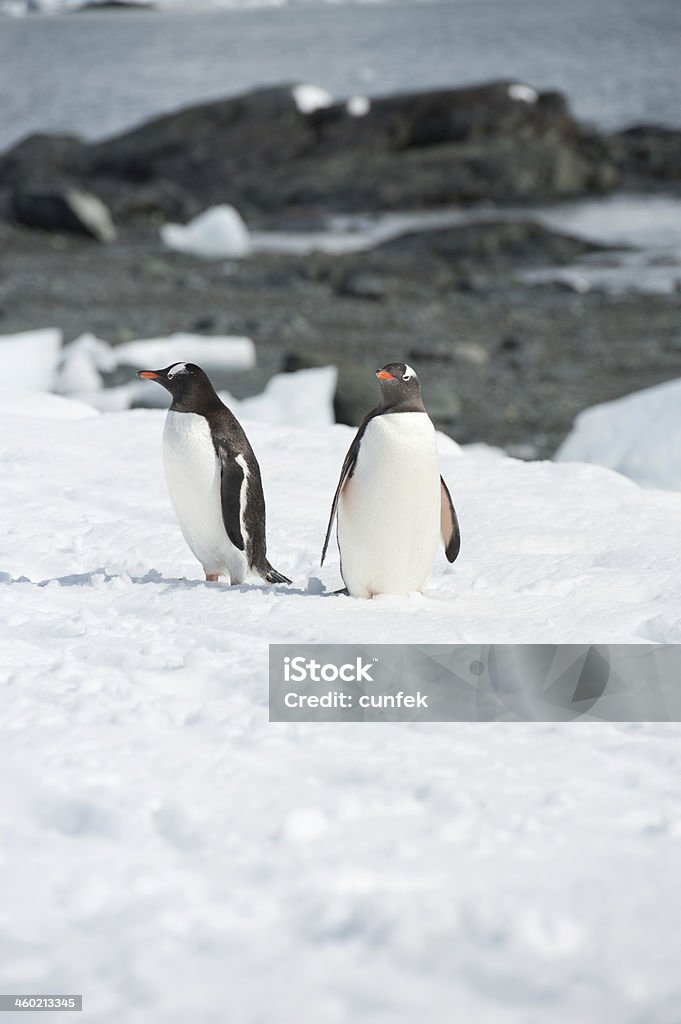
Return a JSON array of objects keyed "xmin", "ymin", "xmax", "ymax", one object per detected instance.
[
  {"xmin": 137, "ymin": 362, "xmax": 220, "ymax": 412},
  {"xmin": 375, "ymin": 362, "xmax": 423, "ymax": 411}
]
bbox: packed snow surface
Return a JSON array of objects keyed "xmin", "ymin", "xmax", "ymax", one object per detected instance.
[
  {"xmin": 2, "ymin": 407, "xmax": 681, "ymax": 1023},
  {"xmin": 0, "ymin": 388, "xmax": 97, "ymax": 419},
  {"xmin": 556, "ymin": 377, "xmax": 681, "ymax": 491},
  {"xmin": 161, "ymin": 205, "xmax": 252, "ymax": 259}
]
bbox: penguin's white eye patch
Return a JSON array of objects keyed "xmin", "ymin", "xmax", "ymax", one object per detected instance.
[
  {"xmin": 167, "ymin": 362, "xmax": 187, "ymax": 379},
  {"xmin": 402, "ymin": 364, "xmax": 416, "ymax": 381}
]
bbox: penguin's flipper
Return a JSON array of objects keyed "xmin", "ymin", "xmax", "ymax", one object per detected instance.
[
  {"xmin": 321, "ymin": 409, "xmax": 381, "ymax": 565},
  {"xmin": 440, "ymin": 476, "xmax": 461, "ymax": 563},
  {"xmin": 321, "ymin": 435, "xmax": 360, "ymax": 566},
  {"xmin": 216, "ymin": 443, "xmax": 246, "ymax": 552}
]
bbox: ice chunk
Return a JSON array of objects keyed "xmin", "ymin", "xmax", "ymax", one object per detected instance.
[
  {"xmin": 115, "ymin": 333, "xmax": 256, "ymax": 373},
  {"xmin": 219, "ymin": 366, "xmax": 337, "ymax": 428},
  {"xmin": 556, "ymin": 377, "xmax": 681, "ymax": 490},
  {"xmin": 0, "ymin": 328, "xmax": 63, "ymax": 392},
  {"xmin": 55, "ymin": 333, "xmax": 118, "ymax": 395},
  {"xmin": 161, "ymin": 205, "xmax": 252, "ymax": 259}
]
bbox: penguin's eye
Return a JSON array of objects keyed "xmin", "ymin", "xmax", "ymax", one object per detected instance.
[{"xmin": 402, "ymin": 374, "xmax": 410, "ymax": 382}]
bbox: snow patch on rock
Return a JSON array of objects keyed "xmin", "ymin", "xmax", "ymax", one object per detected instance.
[
  {"xmin": 508, "ymin": 83, "xmax": 539, "ymax": 103},
  {"xmin": 292, "ymin": 83, "xmax": 333, "ymax": 114},
  {"xmin": 346, "ymin": 95, "xmax": 370, "ymax": 117}
]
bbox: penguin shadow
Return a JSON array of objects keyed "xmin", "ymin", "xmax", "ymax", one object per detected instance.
[{"xmin": 0, "ymin": 568, "xmax": 345, "ymax": 596}]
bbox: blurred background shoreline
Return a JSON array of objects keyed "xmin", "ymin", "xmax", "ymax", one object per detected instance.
[
  {"xmin": 1, "ymin": 0, "xmax": 680, "ymax": 463},
  {"xmin": 2, "ymin": 0, "xmax": 681, "ymax": 148}
]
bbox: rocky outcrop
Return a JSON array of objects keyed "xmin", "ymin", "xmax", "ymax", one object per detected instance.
[
  {"xmin": 374, "ymin": 220, "xmax": 608, "ymax": 267},
  {"xmin": 610, "ymin": 125, "xmax": 681, "ymax": 183},
  {"xmin": 0, "ymin": 81, "xmax": 621, "ymax": 226},
  {"xmin": 11, "ymin": 188, "xmax": 116, "ymax": 242},
  {"xmin": 0, "ymin": 133, "xmax": 89, "ymax": 188}
]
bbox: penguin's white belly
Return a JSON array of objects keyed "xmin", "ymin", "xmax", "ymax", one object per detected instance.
[
  {"xmin": 162, "ymin": 411, "xmax": 247, "ymax": 580},
  {"xmin": 337, "ymin": 412, "xmax": 440, "ymax": 598}
]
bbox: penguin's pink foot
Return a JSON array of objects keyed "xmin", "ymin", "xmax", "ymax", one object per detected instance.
[{"xmin": 205, "ymin": 573, "xmax": 220, "ymax": 582}]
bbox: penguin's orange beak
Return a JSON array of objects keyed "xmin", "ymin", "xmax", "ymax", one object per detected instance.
[
  {"xmin": 138, "ymin": 370, "xmax": 161, "ymax": 380},
  {"xmin": 376, "ymin": 370, "xmax": 395, "ymax": 380}
]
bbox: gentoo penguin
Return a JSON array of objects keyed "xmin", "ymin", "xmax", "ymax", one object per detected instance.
[
  {"xmin": 321, "ymin": 362, "xmax": 460, "ymax": 599},
  {"xmin": 138, "ymin": 362, "xmax": 291, "ymax": 586}
]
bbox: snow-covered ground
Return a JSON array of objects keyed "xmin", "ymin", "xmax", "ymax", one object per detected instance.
[{"xmin": 2, "ymin": 391, "xmax": 681, "ymax": 1022}]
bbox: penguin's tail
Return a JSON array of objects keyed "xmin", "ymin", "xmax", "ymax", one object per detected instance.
[{"xmin": 262, "ymin": 563, "xmax": 292, "ymax": 586}]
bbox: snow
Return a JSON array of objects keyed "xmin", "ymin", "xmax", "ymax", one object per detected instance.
[
  {"xmin": 292, "ymin": 83, "xmax": 333, "ymax": 114},
  {"xmin": 346, "ymin": 95, "xmax": 370, "ymax": 117},
  {"xmin": 2, "ymin": 400, "xmax": 681, "ymax": 1020},
  {"xmin": 55, "ymin": 332, "xmax": 257, "ymax": 410},
  {"xmin": 54, "ymin": 335, "xmax": 327, "ymax": 423},
  {"xmin": 219, "ymin": 365, "xmax": 337, "ymax": 429},
  {"xmin": 66, "ymin": 189, "xmax": 117, "ymax": 244},
  {"xmin": 508, "ymin": 83, "xmax": 538, "ymax": 103},
  {"xmin": 55, "ymin": 333, "xmax": 118, "ymax": 395},
  {"xmin": 161, "ymin": 205, "xmax": 252, "ymax": 260},
  {"xmin": 556, "ymin": 377, "xmax": 681, "ymax": 490},
  {"xmin": 0, "ymin": 328, "xmax": 63, "ymax": 392},
  {"xmin": 113, "ymin": 333, "xmax": 255, "ymax": 373},
  {"xmin": 0, "ymin": 388, "xmax": 97, "ymax": 419}
]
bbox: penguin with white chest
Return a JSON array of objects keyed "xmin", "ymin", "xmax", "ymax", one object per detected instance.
[
  {"xmin": 321, "ymin": 362, "xmax": 460, "ymax": 599},
  {"xmin": 138, "ymin": 362, "xmax": 291, "ymax": 586}
]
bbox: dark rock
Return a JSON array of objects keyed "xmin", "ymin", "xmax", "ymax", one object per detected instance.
[
  {"xmin": 0, "ymin": 134, "xmax": 89, "ymax": 190},
  {"xmin": 376, "ymin": 220, "xmax": 608, "ymax": 268},
  {"xmin": 193, "ymin": 314, "xmax": 217, "ymax": 332},
  {"xmin": 335, "ymin": 271, "xmax": 386, "ymax": 301},
  {"xmin": 610, "ymin": 125, "xmax": 681, "ymax": 183},
  {"xmin": 76, "ymin": 0, "xmax": 155, "ymax": 9},
  {"xmin": 284, "ymin": 349, "xmax": 461, "ymax": 426},
  {"xmin": 422, "ymin": 379, "xmax": 461, "ymax": 426},
  {"xmin": 105, "ymin": 179, "xmax": 201, "ymax": 223},
  {"xmin": 277, "ymin": 313, "xmax": 318, "ymax": 346},
  {"xmin": 0, "ymin": 82, "xmax": 621, "ymax": 220},
  {"xmin": 283, "ymin": 351, "xmax": 377, "ymax": 426},
  {"xmin": 11, "ymin": 188, "xmax": 116, "ymax": 242},
  {"xmin": 89, "ymin": 85, "xmax": 314, "ymax": 207},
  {"xmin": 451, "ymin": 342, "xmax": 489, "ymax": 367}
]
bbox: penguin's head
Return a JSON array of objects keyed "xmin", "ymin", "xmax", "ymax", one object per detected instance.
[
  {"xmin": 375, "ymin": 362, "xmax": 422, "ymax": 407},
  {"xmin": 137, "ymin": 362, "xmax": 218, "ymax": 410}
]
